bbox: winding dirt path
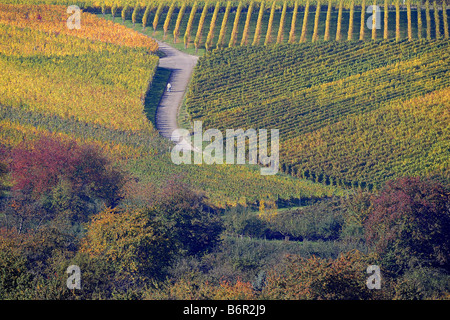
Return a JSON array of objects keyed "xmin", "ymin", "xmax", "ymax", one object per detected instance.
[{"xmin": 154, "ymin": 40, "xmax": 199, "ymax": 151}]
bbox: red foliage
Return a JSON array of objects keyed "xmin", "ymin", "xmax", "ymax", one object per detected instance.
[
  {"xmin": 9, "ymin": 135, "xmax": 124, "ymax": 206},
  {"xmin": 364, "ymin": 177, "xmax": 450, "ymax": 270},
  {"xmin": 10, "ymin": 136, "xmax": 80, "ymax": 196}
]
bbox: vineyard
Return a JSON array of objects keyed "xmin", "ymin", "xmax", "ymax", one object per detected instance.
[
  {"xmin": 0, "ymin": 1, "xmax": 448, "ymax": 53},
  {"xmin": 0, "ymin": 4, "xmax": 341, "ymax": 208},
  {"xmin": 0, "ymin": 5, "xmax": 159, "ymax": 131},
  {"xmin": 0, "ymin": 0, "xmax": 449, "ymax": 302},
  {"xmin": 186, "ymin": 39, "xmax": 450, "ymax": 189},
  {"xmin": 99, "ymin": 0, "xmax": 450, "ymax": 53}
]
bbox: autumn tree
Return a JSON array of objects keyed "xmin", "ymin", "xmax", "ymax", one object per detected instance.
[
  {"xmin": 0, "ymin": 226, "xmax": 77, "ymax": 299},
  {"xmin": 365, "ymin": 177, "xmax": 450, "ymax": 275},
  {"xmin": 81, "ymin": 206, "xmax": 175, "ymax": 283},
  {"xmin": 150, "ymin": 179, "xmax": 223, "ymax": 256},
  {"xmin": 81, "ymin": 179, "xmax": 223, "ymax": 283},
  {"xmin": 262, "ymin": 250, "xmax": 390, "ymax": 299},
  {"xmin": 5, "ymin": 135, "xmax": 125, "ymax": 234}
]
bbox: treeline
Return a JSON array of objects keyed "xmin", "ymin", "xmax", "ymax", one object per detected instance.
[{"xmin": 2, "ymin": 142, "xmax": 449, "ymax": 299}]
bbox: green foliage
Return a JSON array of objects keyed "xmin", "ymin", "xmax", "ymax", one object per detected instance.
[
  {"xmin": 392, "ymin": 267, "xmax": 450, "ymax": 300},
  {"xmin": 262, "ymin": 250, "xmax": 391, "ymax": 299},
  {"xmin": 269, "ymin": 198, "xmax": 346, "ymax": 241},
  {"xmin": 0, "ymin": 160, "xmax": 8, "ymax": 199},
  {"xmin": 0, "ymin": 236, "xmax": 33, "ymax": 299},
  {"xmin": 149, "ymin": 180, "xmax": 224, "ymax": 256},
  {"xmin": 223, "ymin": 206, "xmax": 269, "ymax": 238},
  {"xmin": 81, "ymin": 207, "xmax": 176, "ymax": 282}
]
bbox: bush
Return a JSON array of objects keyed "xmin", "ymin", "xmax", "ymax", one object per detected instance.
[
  {"xmin": 262, "ymin": 250, "xmax": 391, "ymax": 300},
  {"xmin": 269, "ymin": 198, "xmax": 345, "ymax": 241},
  {"xmin": 4, "ymin": 135, "xmax": 125, "ymax": 234},
  {"xmin": 223, "ymin": 206, "xmax": 269, "ymax": 238},
  {"xmin": 365, "ymin": 177, "xmax": 450, "ymax": 274}
]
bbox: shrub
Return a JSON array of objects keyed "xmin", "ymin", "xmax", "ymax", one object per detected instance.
[
  {"xmin": 6, "ymin": 135, "xmax": 125, "ymax": 233},
  {"xmin": 365, "ymin": 177, "xmax": 450, "ymax": 274}
]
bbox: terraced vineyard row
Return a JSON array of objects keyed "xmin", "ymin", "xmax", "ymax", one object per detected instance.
[
  {"xmin": 283, "ymin": 87, "xmax": 450, "ymax": 188},
  {"xmin": 9, "ymin": 0, "xmax": 442, "ymax": 53},
  {"xmin": 185, "ymin": 39, "xmax": 450, "ymax": 189},
  {"xmin": 106, "ymin": 0, "xmax": 449, "ymax": 50}
]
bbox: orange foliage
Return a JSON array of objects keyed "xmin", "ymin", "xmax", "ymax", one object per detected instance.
[
  {"xmin": 215, "ymin": 278, "xmax": 256, "ymax": 300},
  {"xmin": 0, "ymin": 4, "xmax": 158, "ymax": 53}
]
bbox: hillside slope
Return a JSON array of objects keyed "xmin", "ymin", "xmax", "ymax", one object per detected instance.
[{"xmin": 186, "ymin": 39, "xmax": 450, "ymax": 188}]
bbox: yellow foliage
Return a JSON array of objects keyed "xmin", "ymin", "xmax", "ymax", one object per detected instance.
[{"xmin": 0, "ymin": 4, "xmax": 158, "ymax": 52}]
